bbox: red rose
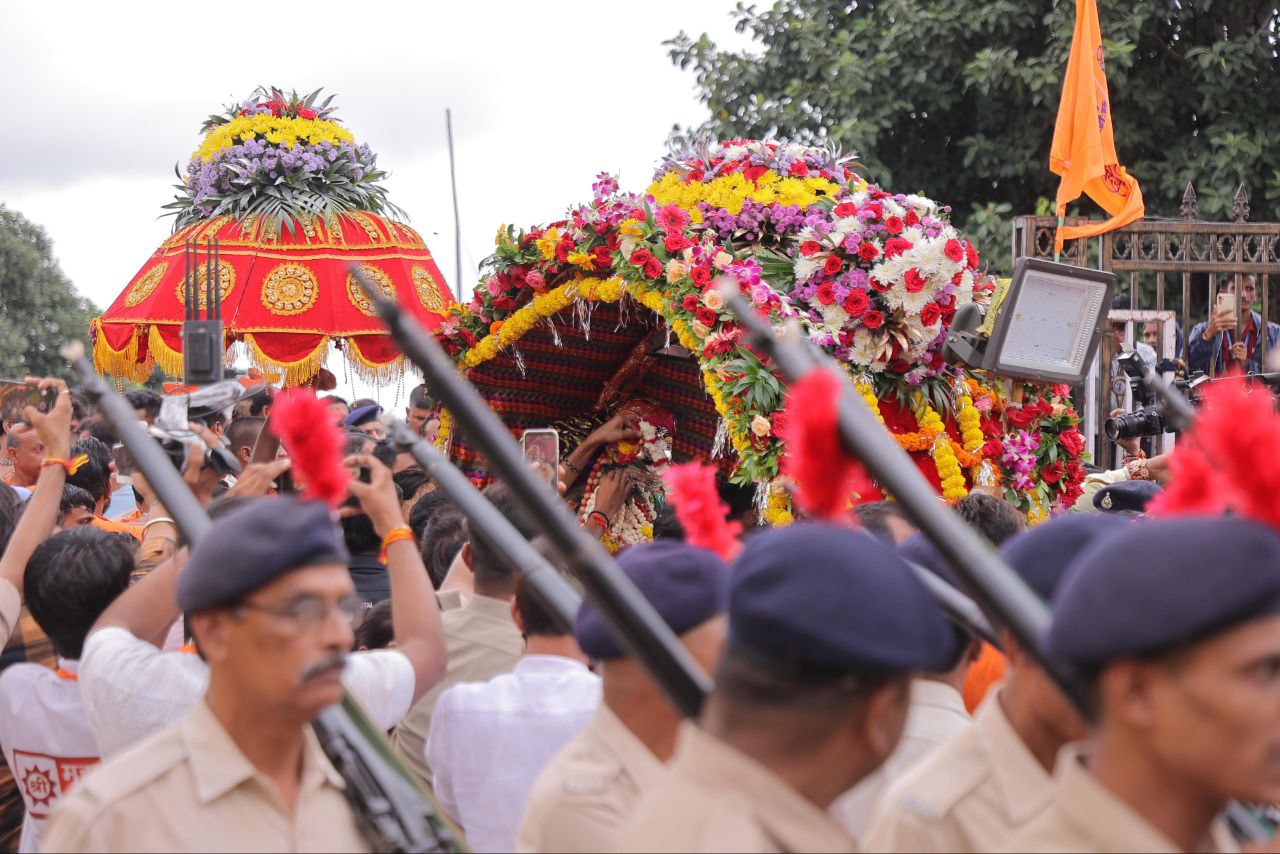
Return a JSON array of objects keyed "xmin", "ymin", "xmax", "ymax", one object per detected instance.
[
  {"xmin": 555, "ymin": 240, "xmax": 572, "ymax": 262},
  {"xmin": 834, "ymin": 202, "xmax": 858, "ymax": 218},
  {"xmin": 493, "ymin": 296, "xmax": 516, "ymax": 311},
  {"xmin": 862, "ymin": 310, "xmax": 885, "ymax": 329},
  {"xmin": 690, "ymin": 265, "xmax": 712, "ymax": 287},
  {"xmin": 629, "ymin": 249, "xmax": 654, "ymax": 267},
  {"xmin": 1041, "ymin": 461, "xmax": 1064, "ymax": 485},
  {"xmin": 695, "ymin": 306, "xmax": 718, "ymax": 327},
  {"xmin": 943, "ymin": 239, "xmax": 965, "ymax": 263},
  {"xmin": 1005, "ymin": 405, "xmax": 1038, "ymax": 429},
  {"xmin": 788, "ymin": 161, "xmax": 809, "ymax": 177},
  {"xmin": 297, "ymin": 108, "xmax": 318, "ymax": 120},
  {"xmin": 744, "ymin": 165, "xmax": 768, "ymax": 182},
  {"xmin": 919, "ymin": 302, "xmax": 942, "ymax": 327},
  {"xmin": 966, "ymin": 241, "xmax": 979, "ymax": 268},
  {"xmin": 823, "ymin": 255, "xmax": 843, "ymax": 276},
  {"xmin": 884, "ymin": 237, "xmax": 913, "ymax": 258},
  {"xmin": 664, "ymin": 233, "xmax": 691, "ymax": 253},
  {"xmin": 593, "ymin": 245, "xmax": 613, "ymax": 267},
  {"xmin": 904, "ymin": 268, "xmax": 928, "ymax": 293},
  {"xmin": 981, "ymin": 439, "xmax": 1003, "ymax": 458},
  {"xmin": 858, "ymin": 242, "xmax": 879, "ymax": 261},
  {"xmin": 1064, "ymin": 460, "xmax": 1085, "ymax": 482},
  {"xmin": 800, "ymin": 241, "xmax": 822, "ymax": 256},
  {"xmin": 843, "ymin": 289, "xmax": 870, "ymax": 317},
  {"xmin": 682, "ymin": 294, "xmax": 699, "ymax": 312},
  {"xmin": 869, "ymin": 277, "xmax": 891, "ymax": 292},
  {"xmin": 864, "ymin": 202, "xmax": 883, "ymax": 220},
  {"xmin": 772, "ymin": 408, "xmax": 790, "ymax": 439},
  {"xmin": 816, "ymin": 282, "xmax": 836, "ymax": 305},
  {"xmin": 904, "ymin": 210, "xmax": 920, "ymax": 227},
  {"xmin": 643, "ymin": 257, "xmax": 663, "ymax": 279},
  {"xmin": 1059, "ymin": 429, "xmax": 1086, "ymax": 458},
  {"xmin": 884, "ymin": 216, "xmax": 904, "ymax": 235}
]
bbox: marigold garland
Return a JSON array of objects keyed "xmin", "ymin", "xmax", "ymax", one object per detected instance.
[
  {"xmin": 762, "ymin": 479, "xmax": 794, "ymax": 527},
  {"xmin": 646, "ymin": 171, "xmax": 847, "ymax": 223}
]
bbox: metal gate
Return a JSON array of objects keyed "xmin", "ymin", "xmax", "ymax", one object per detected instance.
[{"xmin": 1012, "ymin": 184, "xmax": 1280, "ymax": 468}]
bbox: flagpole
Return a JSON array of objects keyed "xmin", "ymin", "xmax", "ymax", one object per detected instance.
[{"xmin": 445, "ymin": 108, "xmax": 463, "ymax": 303}]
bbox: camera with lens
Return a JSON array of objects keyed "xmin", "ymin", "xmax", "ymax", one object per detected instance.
[
  {"xmin": 1104, "ymin": 351, "xmax": 1203, "ymax": 441},
  {"xmin": 152, "ymin": 379, "xmax": 264, "ymax": 476}
]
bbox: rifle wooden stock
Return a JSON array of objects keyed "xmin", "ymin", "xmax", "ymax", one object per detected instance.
[{"xmin": 350, "ymin": 265, "xmax": 713, "ymax": 719}]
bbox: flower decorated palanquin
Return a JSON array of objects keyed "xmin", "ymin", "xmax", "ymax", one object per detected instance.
[
  {"xmin": 438, "ymin": 141, "xmax": 1088, "ymax": 524},
  {"xmin": 92, "ymin": 86, "xmax": 454, "ymax": 385}
]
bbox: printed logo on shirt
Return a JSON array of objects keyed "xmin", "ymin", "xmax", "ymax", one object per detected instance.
[{"xmin": 13, "ymin": 749, "xmax": 98, "ymax": 818}]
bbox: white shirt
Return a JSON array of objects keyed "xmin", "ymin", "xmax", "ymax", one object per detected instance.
[
  {"xmin": 0, "ymin": 658, "xmax": 99, "ymax": 853},
  {"xmin": 835, "ymin": 678, "xmax": 973, "ymax": 835},
  {"xmin": 427, "ymin": 655, "xmax": 601, "ymax": 853},
  {"xmin": 79, "ymin": 627, "xmax": 415, "ymax": 757}
]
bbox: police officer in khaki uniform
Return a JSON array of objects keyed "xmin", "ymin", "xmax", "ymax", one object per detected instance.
[
  {"xmin": 616, "ymin": 524, "xmax": 957, "ymax": 853},
  {"xmin": 516, "ymin": 540, "xmax": 728, "ymax": 853},
  {"xmin": 863, "ymin": 515, "xmax": 1124, "ymax": 852},
  {"xmin": 1002, "ymin": 517, "xmax": 1280, "ymax": 853},
  {"xmin": 45, "ymin": 460, "xmax": 446, "ymax": 852}
]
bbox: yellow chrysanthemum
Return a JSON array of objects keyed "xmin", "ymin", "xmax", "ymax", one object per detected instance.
[{"xmin": 194, "ymin": 115, "xmax": 355, "ymax": 161}]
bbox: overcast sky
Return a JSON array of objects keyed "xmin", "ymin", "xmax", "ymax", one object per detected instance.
[{"xmin": 2, "ymin": 1, "xmax": 750, "ymax": 400}]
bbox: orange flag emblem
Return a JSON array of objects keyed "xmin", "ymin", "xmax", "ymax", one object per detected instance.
[{"xmin": 1049, "ymin": 0, "xmax": 1144, "ymax": 254}]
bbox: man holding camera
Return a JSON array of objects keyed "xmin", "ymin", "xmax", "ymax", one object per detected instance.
[{"xmin": 1188, "ymin": 275, "xmax": 1280, "ymax": 375}]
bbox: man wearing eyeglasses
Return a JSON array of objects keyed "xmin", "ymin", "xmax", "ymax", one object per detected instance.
[{"xmin": 47, "ymin": 462, "xmax": 446, "ymax": 851}]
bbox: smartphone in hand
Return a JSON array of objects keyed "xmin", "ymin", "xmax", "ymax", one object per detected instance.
[
  {"xmin": 522, "ymin": 429, "xmax": 560, "ymax": 489},
  {"xmin": 0, "ymin": 381, "xmax": 56, "ymax": 425}
]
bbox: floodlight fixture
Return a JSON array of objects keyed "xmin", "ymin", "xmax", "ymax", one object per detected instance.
[{"xmin": 943, "ymin": 258, "xmax": 1115, "ymax": 385}]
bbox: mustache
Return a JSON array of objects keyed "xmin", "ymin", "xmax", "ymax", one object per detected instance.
[{"xmin": 298, "ymin": 652, "xmax": 348, "ymax": 685}]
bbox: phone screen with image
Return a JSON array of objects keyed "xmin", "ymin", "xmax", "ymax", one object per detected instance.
[
  {"xmin": 521, "ymin": 429, "xmax": 560, "ymax": 489},
  {"xmin": 0, "ymin": 381, "xmax": 55, "ymax": 425}
]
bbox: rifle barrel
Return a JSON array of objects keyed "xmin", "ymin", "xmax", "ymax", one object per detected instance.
[
  {"xmin": 65, "ymin": 351, "xmax": 212, "ymax": 545},
  {"xmin": 717, "ymin": 283, "xmax": 1090, "ymax": 717},
  {"xmin": 389, "ymin": 421, "xmax": 583, "ymax": 632},
  {"xmin": 351, "ymin": 266, "xmax": 712, "ymax": 719}
]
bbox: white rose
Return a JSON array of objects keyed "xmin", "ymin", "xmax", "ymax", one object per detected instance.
[
  {"xmin": 750, "ymin": 415, "xmax": 772, "ymax": 437},
  {"xmin": 703, "ymin": 290, "xmax": 725, "ymax": 311}
]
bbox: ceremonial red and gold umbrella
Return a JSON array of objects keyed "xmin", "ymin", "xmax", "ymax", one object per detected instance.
[
  {"xmin": 91, "ymin": 86, "xmax": 455, "ymax": 385},
  {"xmin": 94, "ymin": 212, "xmax": 452, "ymax": 385}
]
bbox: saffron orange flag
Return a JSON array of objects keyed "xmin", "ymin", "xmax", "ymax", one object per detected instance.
[{"xmin": 1049, "ymin": 0, "xmax": 1144, "ymax": 254}]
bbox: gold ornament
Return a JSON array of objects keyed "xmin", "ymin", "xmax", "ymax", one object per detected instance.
[
  {"xmin": 412, "ymin": 265, "xmax": 448, "ymax": 312},
  {"xmin": 174, "ymin": 260, "xmax": 235, "ymax": 309},
  {"xmin": 260, "ymin": 263, "xmax": 318, "ymax": 316},
  {"xmin": 124, "ymin": 263, "xmax": 168, "ymax": 307},
  {"xmin": 346, "ymin": 265, "xmax": 396, "ymax": 317}
]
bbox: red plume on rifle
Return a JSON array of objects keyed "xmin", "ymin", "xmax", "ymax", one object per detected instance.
[
  {"xmin": 662, "ymin": 462, "xmax": 742, "ymax": 561},
  {"xmin": 778, "ymin": 369, "xmax": 872, "ymax": 522},
  {"xmin": 271, "ymin": 388, "xmax": 350, "ymax": 507},
  {"xmin": 1148, "ymin": 376, "xmax": 1278, "ymax": 525}
]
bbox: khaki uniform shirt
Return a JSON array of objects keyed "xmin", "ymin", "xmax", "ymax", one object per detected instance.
[
  {"xmin": 861, "ymin": 688, "xmax": 1053, "ymax": 852},
  {"xmin": 42, "ymin": 700, "xmax": 368, "ymax": 853},
  {"xmin": 836, "ymin": 678, "xmax": 972, "ymax": 835},
  {"xmin": 998, "ymin": 745, "xmax": 1240, "ymax": 853},
  {"xmin": 515, "ymin": 704, "xmax": 665, "ymax": 853},
  {"xmin": 391, "ymin": 594, "xmax": 522, "ymax": 787},
  {"xmin": 617, "ymin": 723, "xmax": 856, "ymax": 853}
]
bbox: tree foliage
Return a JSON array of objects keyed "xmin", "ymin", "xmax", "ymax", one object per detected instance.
[
  {"xmin": 0, "ymin": 206, "xmax": 97, "ymax": 381},
  {"xmin": 669, "ymin": 0, "xmax": 1280, "ymax": 269}
]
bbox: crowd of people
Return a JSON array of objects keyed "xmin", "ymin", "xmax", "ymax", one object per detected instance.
[{"xmin": 0, "ymin": 365, "xmax": 1272, "ymax": 854}]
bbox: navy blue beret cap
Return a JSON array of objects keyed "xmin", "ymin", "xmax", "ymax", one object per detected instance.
[
  {"xmin": 1093, "ymin": 479, "xmax": 1162, "ymax": 514},
  {"xmin": 999, "ymin": 514, "xmax": 1130, "ymax": 602},
  {"xmin": 177, "ymin": 497, "xmax": 350, "ymax": 612},
  {"xmin": 1049, "ymin": 516, "xmax": 1280, "ymax": 667},
  {"xmin": 575, "ymin": 539, "xmax": 728, "ymax": 660},
  {"xmin": 730, "ymin": 524, "xmax": 956, "ymax": 676},
  {"xmin": 343, "ymin": 404, "xmax": 383, "ymax": 428}
]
